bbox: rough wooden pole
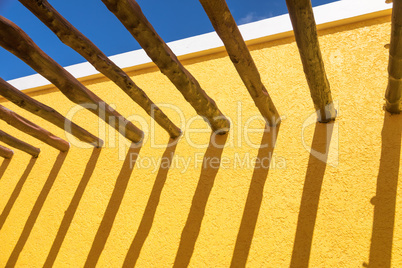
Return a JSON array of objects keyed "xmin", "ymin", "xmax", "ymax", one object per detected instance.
[
  {"xmin": 0, "ymin": 130, "xmax": 40, "ymax": 157},
  {"xmin": 286, "ymin": 0, "xmax": 336, "ymax": 122},
  {"xmin": 0, "ymin": 77, "xmax": 103, "ymax": 147},
  {"xmin": 199, "ymin": 0, "xmax": 280, "ymax": 126},
  {"xmin": 0, "ymin": 16, "xmax": 143, "ymax": 143},
  {"xmin": 101, "ymin": 0, "xmax": 230, "ymax": 133},
  {"xmin": 0, "ymin": 144, "xmax": 13, "ymax": 159},
  {"xmin": 385, "ymin": 0, "xmax": 402, "ymax": 113},
  {"xmin": 19, "ymin": 0, "xmax": 181, "ymax": 138},
  {"xmin": 0, "ymin": 104, "xmax": 70, "ymax": 151}
]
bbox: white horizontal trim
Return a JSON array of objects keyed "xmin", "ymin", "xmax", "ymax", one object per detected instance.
[{"xmin": 7, "ymin": 0, "xmax": 392, "ymax": 91}]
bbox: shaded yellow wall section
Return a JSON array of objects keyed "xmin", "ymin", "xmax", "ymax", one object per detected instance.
[{"xmin": 0, "ymin": 16, "xmax": 401, "ymax": 267}]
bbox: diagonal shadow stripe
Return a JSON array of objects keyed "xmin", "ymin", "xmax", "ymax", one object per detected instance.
[
  {"xmin": 44, "ymin": 148, "xmax": 101, "ymax": 268},
  {"xmin": 123, "ymin": 139, "xmax": 177, "ymax": 267},
  {"xmin": 173, "ymin": 132, "xmax": 228, "ymax": 268},
  {"xmin": 6, "ymin": 152, "xmax": 67, "ymax": 267},
  {"xmin": 0, "ymin": 157, "xmax": 36, "ymax": 230},
  {"xmin": 367, "ymin": 113, "xmax": 401, "ymax": 268},
  {"xmin": 84, "ymin": 144, "xmax": 141, "ymax": 268},
  {"xmin": 0, "ymin": 158, "xmax": 11, "ymax": 180},
  {"xmin": 290, "ymin": 122, "xmax": 334, "ymax": 268},
  {"xmin": 230, "ymin": 126, "xmax": 279, "ymax": 268}
]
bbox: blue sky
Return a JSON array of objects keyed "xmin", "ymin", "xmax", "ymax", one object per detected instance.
[{"xmin": 0, "ymin": 0, "xmax": 337, "ymax": 80}]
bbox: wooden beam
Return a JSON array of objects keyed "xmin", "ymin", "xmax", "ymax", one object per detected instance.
[
  {"xmin": 19, "ymin": 0, "xmax": 181, "ymax": 138},
  {"xmin": 0, "ymin": 16, "xmax": 143, "ymax": 143},
  {"xmin": 0, "ymin": 104, "xmax": 69, "ymax": 151},
  {"xmin": 286, "ymin": 0, "xmax": 336, "ymax": 122},
  {"xmin": 385, "ymin": 0, "xmax": 402, "ymax": 113},
  {"xmin": 199, "ymin": 0, "xmax": 280, "ymax": 126},
  {"xmin": 101, "ymin": 0, "xmax": 230, "ymax": 133},
  {"xmin": 0, "ymin": 77, "xmax": 103, "ymax": 147},
  {"xmin": 0, "ymin": 130, "xmax": 40, "ymax": 157},
  {"xmin": 0, "ymin": 144, "xmax": 13, "ymax": 159}
]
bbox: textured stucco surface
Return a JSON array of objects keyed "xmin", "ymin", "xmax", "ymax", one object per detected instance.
[{"xmin": 0, "ymin": 15, "xmax": 401, "ymax": 267}]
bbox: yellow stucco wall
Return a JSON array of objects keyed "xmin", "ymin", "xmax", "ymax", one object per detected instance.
[{"xmin": 0, "ymin": 15, "xmax": 401, "ymax": 267}]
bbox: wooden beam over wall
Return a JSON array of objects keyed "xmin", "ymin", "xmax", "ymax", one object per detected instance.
[
  {"xmin": 385, "ymin": 0, "xmax": 402, "ymax": 113},
  {"xmin": 101, "ymin": 0, "xmax": 230, "ymax": 133},
  {"xmin": 199, "ymin": 0, "xmax": 280, "ymax": 126},
  {"xmin": 19, "ymin": 0, "xmax": 181, "ymax": 138},
  {"xmin": 0, "ymin": 77, "xmax": 103, "ymax": 147},
  {"xmin": 0, "ymin": 144, "xmax": 13, "ymax": 159},
  {"xmin": 0, "ymin": 16, "xmax": 143, "ymax": 143},
  {"xmin": 0, "ymin": 105, "xmax": 70, "ymax": 151},
  {"xmin": 0, "ymin": 129, "xmax": 40, "ymax": 157},
  {"xmin": 286, "ymin": 0, "xmax": 336, "ymax": 122}
]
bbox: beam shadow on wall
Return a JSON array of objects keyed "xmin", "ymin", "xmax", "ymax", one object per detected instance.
[
  {"xmin": 123, "ymin": 138, "xmax": 178, "ymax": 267},
  {"xmin": 84, "ymin": 143, "xmax": 142, "ymax": 267},
  {"xmin": 0, "ymin": 157, "xmax": 36, "ymax": 230},
  {"xmin": 230, "ymin": 126, "xmax": 280, "ymax": 267},
  {"xmin": 0, "ymin": 157, "xmax": 11, "ymax": 179},
  {"xmin": 44, "ymin": 147, "xmax": 102, "ymax": 268},
  {"xmin": 6, "ymin": 151, "xmax": 67, "ymax": 267},
  {"xmin": 173, "ymin": 132, "xmax": 228, "ymax": 268},
  {"xmin": 367, "ymin": 113, "xmax": 401, "ymax": 268},
  {"xmin": 290, "ymin": 122, "xmax": 334, "ymax": 268}
]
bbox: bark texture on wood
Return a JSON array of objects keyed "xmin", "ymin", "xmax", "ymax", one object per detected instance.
[
  {"xmin": 19, "ymin": 0, "xmax": 181, "ymax": 138},
  {"xmin": 0, "ymin": 130, "xmax": 40, "ymax": 157},
  {"xmin": 0, "ymin": 77, "xmax": 102, "ymax": 147},
  {"xmin": 385, "ymin": 0, "xmax": 402, "ymax": 113},
  {"xmin": 0, "ymin": 16, "xmax": 143, "ymax": 143},
  {"xmin": 199, "ymin": 0, "xmax": 280, "ymax": 126},
  {"xmin": 101, "ymin": 0, "xmax": 230, "ymax": 133},
  {"xmin": 286, "ymin": 0, "xmax": 336, "ymax": 122},
  {"xmin": 0, "ymin": 104, "xmax": 69, "ymax": 151},
  {"xmin": 0, "ymin": 144, "xmax": 13, "ymax": 159}
]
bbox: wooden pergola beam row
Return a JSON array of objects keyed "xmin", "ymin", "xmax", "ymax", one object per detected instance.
[
  {"xmin": 0, "ymin": 129, "xmax": 40, "ymax": 157},
  {"xmin": 0, "ymin": 104, "xmax": 69, "ymax": 151},
  {"xmin": 101, "ymin": 0, "xmax": 230, "ymax": 134},
  {"xmin": 19, "ymin": 0, "xmax": 181, "ymax": 138},
  {"xmin": 0, "ymin": 16, "xmax": 143, "ymax": 144},
  {"xmin": 199, "ymin": 0, "xmax": 280, "ymax": 126},
  {"xmin": 0, "ymin": 77, "xmax": 103, "ymax": 147},
  {"xmin": 0, "ymin": 78, "xmax": 103, "ymax": 147},
  {"xmin": 385, "ymin": 0, "xmax": 402, "ymax": 113},
  {"xmin": 0, "ymin": 144, "xmax": 13, "ymax": 159},
  {"xmin": 285, "ymin": 0, "xmax": 336, "ymax": 122}
]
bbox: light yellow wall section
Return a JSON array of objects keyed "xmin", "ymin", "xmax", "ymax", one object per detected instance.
[{"xmin": 0, "ymin": 13, "xmax": 401, "ymax": 268}]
